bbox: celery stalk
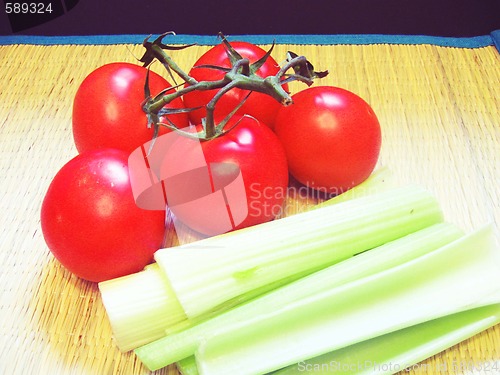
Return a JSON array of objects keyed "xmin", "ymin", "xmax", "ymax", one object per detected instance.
[
  {"xmin": 177, "ymin": 303, "xmax": 500, "ymax": 375},
  {"xmin": 98, "ymin": 263, "xmax": 187, "ymax": 351},
  {"xmin": 155, "ymin": 186, "xmax": 443, "ymax": 319},
  {"xmin": 194, "ymin": 226, "xmax": 500, "ymax": 375},
  {"xmin": 271, "ymin": 303, "xmax": 500, "ymax": 375},
  {"xmin": 135, "ymin": 222, "xmax": 462, "ymax": 371},
  {"xmin": 98, "ymin": 167, "xmax": 395, "ymax": 351}
]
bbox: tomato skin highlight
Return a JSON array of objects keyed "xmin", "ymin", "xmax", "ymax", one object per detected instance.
[
  {"xmin": 164, "ymin": 116, "xmax": 289, "ymax": 236},
  {"xmin": 40, "ymin": 149, "xmax": 166, "ymax": 282},
  {"xmin": 72, "ymin": 62, "xmax": 189, "ymax": 154},
  {"xmin": 275, "ymin": 86, "xmax": 382, "ymax": 194},
  {"xmin": 183, "ymin": 42, "xmax": 287, "ymax": 130}
]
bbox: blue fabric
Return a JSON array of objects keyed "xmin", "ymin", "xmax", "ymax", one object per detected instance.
[
  {"xmin": 0, "ymin": 32, "xmax": 497, "ymax": 49},
  {"xmin": 490, "ymin": 30, "xmax": 500, "ymax": 52}
]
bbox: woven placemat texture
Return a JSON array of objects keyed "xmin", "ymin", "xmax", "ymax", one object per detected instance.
[{"xmin": 0, "ymin": 41, "xmax": 499, "ymax": 375}]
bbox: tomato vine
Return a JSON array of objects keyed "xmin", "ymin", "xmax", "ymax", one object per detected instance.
[{"xmin": 139, "ymin": 32, "xmax": 329, "ymax": 141}]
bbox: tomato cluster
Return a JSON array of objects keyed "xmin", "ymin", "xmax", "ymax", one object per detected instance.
[{"xmin": 40, "ymin": 36, "xmax": 381, "ymax": 283}]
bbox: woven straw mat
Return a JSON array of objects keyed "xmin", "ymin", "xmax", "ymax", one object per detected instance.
[{"xmin": 0, "ymin": 42, "xmax": 499, "ymax": 375}]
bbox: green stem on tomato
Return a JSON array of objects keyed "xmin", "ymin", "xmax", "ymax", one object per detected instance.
[
  {"xmin": 142, "ymin": 36, "xmax": 323, "ymax": 140},
  {"xmin": 150, "ymin": 44, "xmax": 197, "ymax": 86}
]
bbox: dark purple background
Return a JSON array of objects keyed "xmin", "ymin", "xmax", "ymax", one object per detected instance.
[{"xmin": 1, "ymin": 0, "xmax": 499, "ymax": 37}]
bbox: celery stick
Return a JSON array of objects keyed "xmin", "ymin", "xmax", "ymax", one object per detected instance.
[
  {"xmin": 135, "ymin": 222, "xmax": 462, "ymax": 371},
  {"xmin": 271, "ymin": 303, "xmax": 500, "ymax": 375},
  {"xmin": 178, "ymin": 304, "xmax": 500, "ymax": 375},
  {"xmin": 155, "ymin": 185, "xmax": 443, "ymax": 319},
  {"xmin": 195, "ymin": 226, "xmax": 500, "ymax": 375},
  {"xmin": 98, "ymin": 263, "xmax": 187, "ymax": 351},
  {"xmin": 98, "ymin": 167, "xmax": 395, "ymax": 351}
]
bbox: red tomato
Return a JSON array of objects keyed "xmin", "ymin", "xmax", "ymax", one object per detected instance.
[
  {"xmin": 183, "ymin": 42, "xmax": 288, "ymax": 130},
  {"xmin": 275, "ymin": 86, "xmax": 381, "ymax": 194},
  {"xmin": 72, "ymin": 62, "xmax": 189, "ymax": 154},
  {"xmin": 161, "ymin": 116, "xmax": 289, "ymax": 236},
  {"xmin": 40, "ymin": 149, "xmax": 166, "ymax": 282}
]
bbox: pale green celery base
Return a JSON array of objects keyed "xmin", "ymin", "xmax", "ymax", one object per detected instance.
[
  {"xmin": 194, "ymin": 226, "xmax": 500, "ymax": 375},
  {"xmin": 135, "ymin": 222, "xmax": 462, "ymax": 371},
  {"xmin": 155, "ymin": 186, "xmax": 443, "ymax": 320},
  {"xmin": 98, "ymin": 263, "xmax": 186, "ymax": 352},
  {"xmin": 271, "ymin": 304, "xmax": 500, "ymax": 375}
]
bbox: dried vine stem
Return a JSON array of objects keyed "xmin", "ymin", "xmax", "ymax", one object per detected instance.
[{"xmin": 139, "ymin": 32, "xmax": 329, "ymax": 141}]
